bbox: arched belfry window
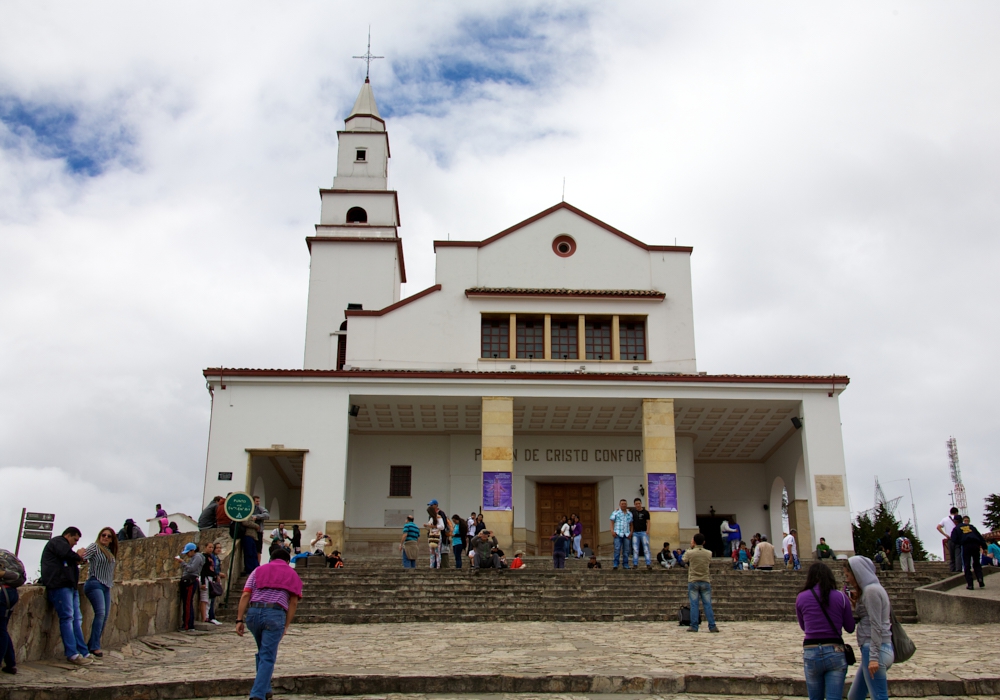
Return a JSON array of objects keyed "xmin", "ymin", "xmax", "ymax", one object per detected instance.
[{"xmin": 346, "ymin": 207, "xmax": 368, "ymax": 224}]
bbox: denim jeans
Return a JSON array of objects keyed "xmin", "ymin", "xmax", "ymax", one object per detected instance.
[
  {"xmin": 613, "ymin": 535, "xmax": 631, "ymax": 568},
  {"xmin": 687, "ymin": 581, "xmax": 717, "ymax": 631},
  {"xmin": 452, "ymin": 543, "xmax": 464, "ymax": 568},
  {"xmin": 242, "ymin": 535, "xmax": 260, "ymax": 574},
  {"xmin": 402, "ymin": 549, "xmax": 416, "ymax": 568},
  {"xmin": 83, "ymin": 579, "xmax": 111, "ymax": 651},
  {"xmin": 803, "ymin": 644, "xmax": 848, "ymax": 700},
  {"xmin": 1, "ymin": 586, "xmax": 18, "ymax": 669},
  {"xmin": 848, "ymin": 642, "xmax": 894, "ymax": 700},
  {"xmin": 632, "ymin": 531, "xmax": 651, "ymax": 567},
  {"xmin": 47, "ymin": 587, "xmax": 89, "ymax": 659},
  {"xmin": 246, "ymin": 606, "xmax": 286, "ymax": 700}
]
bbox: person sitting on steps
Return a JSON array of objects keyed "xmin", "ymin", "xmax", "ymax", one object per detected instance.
[{"xmin": 470, "ymin": 530, "xmax": 501, "ymax": 570}]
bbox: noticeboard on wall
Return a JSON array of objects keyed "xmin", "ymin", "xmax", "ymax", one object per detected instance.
[{"xmin": 482, "ymin": 472, "xmax": 513, "ymax": 511}]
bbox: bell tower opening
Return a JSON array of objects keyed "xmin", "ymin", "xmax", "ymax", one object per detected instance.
[{"xmin": 346, "ymin": 206, "xmax": 368, "ymax": 224}]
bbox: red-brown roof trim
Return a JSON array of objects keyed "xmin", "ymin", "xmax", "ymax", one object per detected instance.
[
  {"xmin": 433, "ymin": 202, "xmax": 694, "ymax": 254},
  {"xmin": 203, "ymin": 367, "xmax": 849, "ymax": 387},
  {"xmin": 344, "ymin": 284, "xmax": 442, "ymax": 317},
  {"xmin": 305, "ymin": 236, "xmax": 407, "ymax": 283},
  {"xmin": 465, "ymin": 288, "xmax": 665, "ymax": 300}
]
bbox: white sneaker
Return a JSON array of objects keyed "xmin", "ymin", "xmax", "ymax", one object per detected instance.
[
  {"xmin": 209, "ymin": 619, "xmax": 222, "ymax": 625},
  {"xmin": 70, "ymin": 655, "xmax": 93, "ymax": 666}
]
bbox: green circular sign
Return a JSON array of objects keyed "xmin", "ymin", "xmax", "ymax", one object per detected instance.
[{"xmin": 224, "ymin": 492, "xmax": 254, "ymax": 522}]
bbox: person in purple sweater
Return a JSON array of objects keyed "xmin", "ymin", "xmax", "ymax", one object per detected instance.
[{"xmin": 796, "ymin": 562, "xmax": 856, "ymax": 700}]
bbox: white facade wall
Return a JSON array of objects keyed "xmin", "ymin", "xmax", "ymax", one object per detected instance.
[
  {"xmin": 319, "ymin": 191, "xmax": 398, "ymax": 226},
  {"xmin": 799, "ymin": 393, "xmax": 854, "ymax": 551},
  {"xmin": 333, "ymin": 133, "xmax": 388, "ymax": 190}
]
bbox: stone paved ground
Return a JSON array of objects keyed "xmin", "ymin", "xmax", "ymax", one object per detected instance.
[
  {"xmin": 180, "ymin": 696, "xmax": 1000, "ymax": 700},
  {"xmin": 2, "ymin": 622, "xmax": 999, "ymax": 695}
]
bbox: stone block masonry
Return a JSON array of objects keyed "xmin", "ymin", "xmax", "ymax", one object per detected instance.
[{"xmin": 7, "ymin": 528, "xmax": 234, "ymax": 664}]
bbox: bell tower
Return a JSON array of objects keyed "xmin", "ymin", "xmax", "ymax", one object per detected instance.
[{"xmin": 303, "ymin": 78, "xmax": 404, "ymax": 369}]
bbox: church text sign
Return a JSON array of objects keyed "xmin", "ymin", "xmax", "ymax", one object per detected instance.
[{"xmin": 474, "ymin": 448, "xmax": 643, "ymax": 463}]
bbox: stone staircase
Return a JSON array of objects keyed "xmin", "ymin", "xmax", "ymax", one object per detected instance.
[{"xmin": 218, "ymin": 557, "xmax": 951, "ymax": 625}]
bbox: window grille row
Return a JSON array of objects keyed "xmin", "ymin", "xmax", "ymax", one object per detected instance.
[{"xmin": 480, "ymin": 315, "xmax": 646, "ymax": 361}]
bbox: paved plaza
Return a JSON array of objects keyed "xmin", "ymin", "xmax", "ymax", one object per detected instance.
[{"xmin": 2, "ymin": 622, "xmax": 999, "ymax": 698}]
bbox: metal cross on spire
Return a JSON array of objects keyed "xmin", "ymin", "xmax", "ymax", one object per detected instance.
[{"xmin": 353, "ymin": 28, "xmax": 384, "ymax": 80}]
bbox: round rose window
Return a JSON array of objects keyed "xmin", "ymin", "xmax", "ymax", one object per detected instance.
[{"xmin": 552, "ymin": 235, "xmax": 576, "ymax": 257}]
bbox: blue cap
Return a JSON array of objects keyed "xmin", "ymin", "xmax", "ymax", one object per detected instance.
[
  {"xmin": 182, "ymin": 543, "xmax": 198, "ymax": 554},
  {"xmin": 427, "ymin": 499, "xmax": 438, "ymax": 506}
]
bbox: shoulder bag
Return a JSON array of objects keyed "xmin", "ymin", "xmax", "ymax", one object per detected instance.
[
  {"xmin": 810, "ymin": 588, "xmax": 856, "ymax": 665},
  {"xmin": 889, "ymin": 608, "xmax": 916, "ymax": 663}
]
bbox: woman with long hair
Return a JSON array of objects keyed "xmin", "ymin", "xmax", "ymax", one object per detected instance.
[
  {"xmin": 571, "ymin": 514, "xmax": 583, "ymax": 559},
  {"xmin": 450, "ymin": 515, "xmax": 466, "ymax": 569},
  {"xmin": 796, "ymin": 562, "xmax": 855, "ymax": 700},
  {"xmin": 82, "ymin": 527, "xmax": 118, "ymax": 657},
  {"xmin": 844, "ymin": 557, "xmax": 893, "ymax": 700}
]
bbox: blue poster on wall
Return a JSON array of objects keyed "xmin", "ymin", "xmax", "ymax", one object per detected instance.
[
  {"xmin": 482, "ymin": 471, "xmax": 513, "ymax": 511},
  {"xmin": 647, "ymin": 473, "xmax": 678, "ymax": 512}
]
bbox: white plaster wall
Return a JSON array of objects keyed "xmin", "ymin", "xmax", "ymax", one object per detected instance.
[
  {"xmin": 320, "ymin": 191, "xmax": 398, "ymax": 226},
  {"xmin": 333, "ymin": 132, "xmax": 388, "ymax": 190},
  {"xmin": 449, "ymin": 434, "xmax": 481, "ymax": 523},
  {"xmin": 597, "ymin": 478, "xmax": 615, "ymax": 531},
  {"xmin": 202, "ymin": 383, "xmax": 350, "ymax": 541},
  {"xmin": 677, "ymin": 436, "xmax": 697, "ymax": 529},
  {"xmin": 800, "ymin": 393, "xmax": 854, "ymax": 552},
  {"xmin": 303, "ymin": 242, "xmax": 401, "ymax": 369},
  {"xmin": 694, "ymin": 463, "xmax": 770, "ymax": 540},
  {"xmin": 345, "ymin": 434, "xmax": 452, "ymax": 528}
]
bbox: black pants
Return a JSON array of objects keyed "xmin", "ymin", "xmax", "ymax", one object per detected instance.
[
  {"xmin": 473, "ymin": 552, "xmax": 500, "ymax": 569},
  {"xmin": 963, "ymin": 546, "xmax": 984, "ymax": 587},
  {"xmin": 950, "ymin": 540, "xmax": 961, "ymax": 572},
  {"xmin": 179, "ymin": 578, "xmax": 198, "ymax": 630},
  {"xmin": 1, "ymin": 587, "xmax": 18, "ymax": 670}
]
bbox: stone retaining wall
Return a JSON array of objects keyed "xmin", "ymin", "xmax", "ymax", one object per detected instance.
[{"xmin": 8, "ymin": 527, "xmax": 238, "ymax": 663}]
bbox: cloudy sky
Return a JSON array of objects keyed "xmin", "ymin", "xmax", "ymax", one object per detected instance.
[{"xmin": 2, "ymin": 2, "xmax": 998, "ymax": 565}]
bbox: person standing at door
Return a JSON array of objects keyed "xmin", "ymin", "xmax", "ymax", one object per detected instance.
[
  {"xmin": 571, "ymin": 514, "xmax": 583, "ymax": 559},
  {"xmin": 631, "ymin": 498, "xmax": 652, "ymax": 570},
  {"xmin": 609, "ymin": 499, "xmax": 633, "ymax": 570}
]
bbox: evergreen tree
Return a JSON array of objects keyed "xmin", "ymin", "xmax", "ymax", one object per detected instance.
[
  {"xmin": 984, "ymin": 494, "xmax": 1000, "ymax": 533},
  {"xmin": 851, "ymin": 505, "xmax": 927, "ymax": 562}
]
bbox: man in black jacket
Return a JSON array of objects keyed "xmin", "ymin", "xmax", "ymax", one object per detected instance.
[
  {"xmin": 40, "ymin": 527, "xmax": 92, "ymax": 665},
  {"xmin": 953, "ymin": 516, "xmax": 988, "ymax": 590}
]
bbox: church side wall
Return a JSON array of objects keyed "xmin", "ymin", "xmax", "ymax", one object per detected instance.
[
  {"xmin": 203, "ymin": 383, "xmax": 351, "ymax": 540},
  {"xmin": 800, "ymin": 393, "xmax": 854, "ymax": 553}
]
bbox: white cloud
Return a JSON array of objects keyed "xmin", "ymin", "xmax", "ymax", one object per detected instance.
[{"xmin": 1, "ymin": 2, "xmax": 998, "ymax": 555}]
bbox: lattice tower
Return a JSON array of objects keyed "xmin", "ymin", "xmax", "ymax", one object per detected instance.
[{"xmin": 947, "ymin": 436, "xmax": 968, "ymax": 516}]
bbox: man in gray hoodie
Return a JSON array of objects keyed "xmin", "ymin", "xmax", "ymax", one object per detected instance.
[{"xmin": 844, "ymin": 556, "xmax": 893, "ymax": 700}]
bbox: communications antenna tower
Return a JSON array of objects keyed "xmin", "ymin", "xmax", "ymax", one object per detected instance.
[{"xmin": 947, "ymin": 436, "xmax": 968, "ymax": 516}]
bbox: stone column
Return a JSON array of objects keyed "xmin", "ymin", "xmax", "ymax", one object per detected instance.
[
  {"xmin": 789, "ymin": 500, "xmax": 812, "ymax": 561},
  {"xmin": 481, "ymin": 396, "xmax": 514, "ymax": 549},
  {"xmin": 642, "ymin": 398, "xmax": 679, "ymax": 547},
  {"xmin": 676, "ymin": 435, "xmax": 699, "ymax": 546}
]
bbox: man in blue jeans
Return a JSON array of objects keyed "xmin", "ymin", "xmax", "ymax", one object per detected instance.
[
  {"xmin": 609, "ymin": 499, "xmax": 633, "ymax": 570},
  {"xmin": 682, "ymin": 533, "xmax": 719, "ymax": 633},
  {"xmin": 399, "ymin": 515, "xmax": 420, "ymax": 568},
  {"xmin": 236, "ymin": 549, "xmax": 302, "ymax": 700},
  {"xmin": 631, "ymin": 498, "xmax": 652, "ymax": 570},
  {"xmin": 40, "ymin": 527, "xmax": 92, "ymax": 665}
]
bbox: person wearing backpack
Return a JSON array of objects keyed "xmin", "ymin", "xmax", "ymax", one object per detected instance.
[
  {"xmin": 895, "ymin": 535, "xmax": 915, "ymax": 574},
  {"xmin": 796, "ymin": 562, "xmax": 856, "ymax": 700},
  {"xmin": 0, "ymin": 549, "xmax": 26, "ymax": 675}
]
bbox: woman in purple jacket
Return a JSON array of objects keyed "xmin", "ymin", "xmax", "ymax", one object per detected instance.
[{"xmin": 796, "ymin": 562, "xmax": 856, "ymax": 700}]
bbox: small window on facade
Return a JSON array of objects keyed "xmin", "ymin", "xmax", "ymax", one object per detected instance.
[
  {"xmin": 551, "ymin": 318, "xmax": 578, "ymax": 359},
  {"xmin": 356, "ymin": 149, "xmax": 366, "ymax": 161},
  {"xmin": 516, "ymin": 316, "xmax": 544, "ymax": 359},
  {"xmin": 389, "ymin": 465, "xmax": 411, "ymax": 497},
  {"xmin": 585, "ymin": 319, "xmax": 612, "ymax": 360},
  {"xmin": 346, "ymin": 206, "xmax": 368, "ymax": 223},
  {"xmin": 620, "ymin": 319, "xmax": 647, "ymax": 361},
  {"xmin": 481, "ymin": 317, "xmax": 509, "ymax": 358}
]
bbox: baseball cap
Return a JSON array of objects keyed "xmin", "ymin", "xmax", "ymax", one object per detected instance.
[
  {"xmin": 182, "ymin": 543, "xmax": 198, "ymax": 554},
  {"xmin": 427, "ymin": 499, "xmax": 438, "ymax": 506}
]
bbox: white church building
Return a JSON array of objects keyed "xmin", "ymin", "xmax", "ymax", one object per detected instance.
[{"xmin": 201, "ymin": 78, "xmax": 854, "ymax": 557}]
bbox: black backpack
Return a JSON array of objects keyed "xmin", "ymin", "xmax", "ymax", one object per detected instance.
[
  {"xmin": 0, "ymin": 549, "xmax": 26, "ymax": 588},
  {"xmin": 678, "ymin": 605, "xmax": 691, "ymax": 626}
]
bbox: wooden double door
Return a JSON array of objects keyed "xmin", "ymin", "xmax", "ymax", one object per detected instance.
[{"xmin": 537, "ymin": 483, "xmax": 597, "ymax": 555}]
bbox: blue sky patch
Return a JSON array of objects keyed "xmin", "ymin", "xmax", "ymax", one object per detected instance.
[
  {"xmin": 379, "ymin": 8, "xmax": 592, "ymax": 119},
  {"xmin": 0, "ymin": 94, "xmax": 133, "ymax": 177}
]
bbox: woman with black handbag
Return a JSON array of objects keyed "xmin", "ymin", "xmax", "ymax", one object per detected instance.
[{"xmin": 796, "ymin": 562, "xmax": 856, "ymax": 700}]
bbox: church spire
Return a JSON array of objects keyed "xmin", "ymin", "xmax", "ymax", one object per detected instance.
[{"xmin": 349, "ymin": 79, "xmax": 381, "ymax": 120}]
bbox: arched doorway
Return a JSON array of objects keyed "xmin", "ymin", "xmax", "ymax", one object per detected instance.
[{"xmin": 769, "ymin": 477, "xmax": 786, "ymax": 544}]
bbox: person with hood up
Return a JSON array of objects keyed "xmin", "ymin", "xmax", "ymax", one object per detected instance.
[{"xmin": 843, "ymin": 556, "xmax": 893, "ymax": 700}]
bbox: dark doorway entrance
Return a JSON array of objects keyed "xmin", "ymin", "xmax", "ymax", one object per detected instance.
[
  {"xmin": 536, "ymin": 483, "xmax": 597, "ymax": 555},
  {"xmin": 696, "ymin": 514, "xmax": 734, "ymax": 558}
]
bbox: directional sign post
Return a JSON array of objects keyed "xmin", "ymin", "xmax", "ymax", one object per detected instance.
[
  {"xmin": 222, "ymin": 492, "xmax": 254, "ymax": 605},
  {"xmin": 16, "ymin": 510, "xmax": 55, "ymax": 557}
]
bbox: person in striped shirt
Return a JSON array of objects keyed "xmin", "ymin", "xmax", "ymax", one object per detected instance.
[
  {"xmin": 81, "ymin": 528, "xmax": 117, "ymax": 657},
  {"xmin": 399, "ymin": 516, "xmax": 420, "ymax": 568}
]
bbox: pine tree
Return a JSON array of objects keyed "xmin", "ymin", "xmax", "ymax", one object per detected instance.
[
  {"xmin": 851, "ymin": 505, "xmax": 927, "ymax": 562},
  {"xmin": 984, "ymin": 494, "xmax": 1000, "ymax": 533}
]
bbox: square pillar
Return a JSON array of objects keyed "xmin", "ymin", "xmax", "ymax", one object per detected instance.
[
  {"xmin": 481, "ymin": 396, "xmax": 514, "ymax": 549},
  {"xmin": 642, "ymin": 398, "xmax": 680, "ymax": 547}
]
